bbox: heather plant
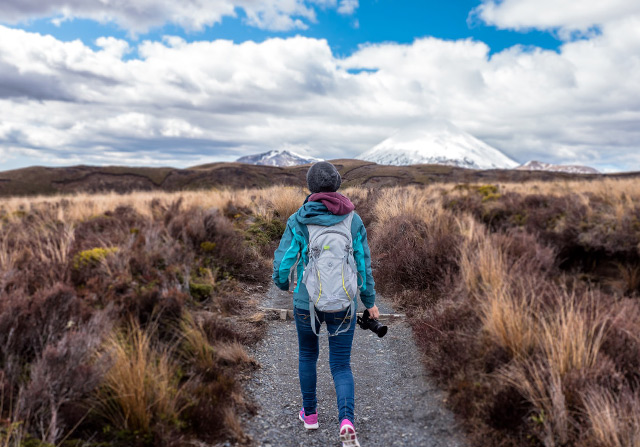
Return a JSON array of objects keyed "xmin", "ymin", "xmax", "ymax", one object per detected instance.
[
  {"xmin": 18, "ymin": 313, "xmax": 110, "ymax": 444},
  {"xmin": 342, "ymin": 186, "xmax": 381, "ymax": 228},
  {"xmin": 372, "ymin": 212, "xmax": 461, "ymax": 307},
  {"xmin": 371, "ymin": 187, "xmax": 462, "ymax": 308},
  {"xmin": 0, "ymin": 284, "xmax": 90, "ymax": 376}
]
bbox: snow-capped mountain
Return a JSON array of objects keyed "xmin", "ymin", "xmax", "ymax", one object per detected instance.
[
  {"xmin": 515, "ymin": 161, "xmax": 599, "ymax": 174},
  {"xmin": 357, "ymin": 121, "xmax": 518, "ymax": 170},
  {"xmin": 236, "ymin": 150, "xmax": 322, "ymax": 167}
]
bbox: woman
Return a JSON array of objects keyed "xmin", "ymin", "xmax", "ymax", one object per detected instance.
[{"xmin": 273, "ymin": 161, "xmax": 378, "ymax": 447}]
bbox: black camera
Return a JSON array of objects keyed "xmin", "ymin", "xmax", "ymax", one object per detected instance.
[{"xmin": 357, "ymin": 309, "xmax": 387, "ymax": 338}]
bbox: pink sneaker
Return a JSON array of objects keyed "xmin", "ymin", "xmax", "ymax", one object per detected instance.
[
  {"xmin": 298, "ymin": 409, "xmax": 318, "ymax": 430},
  {"xmin": 340, "ymin": 419, "xmax": 361, "ymax": 447}
]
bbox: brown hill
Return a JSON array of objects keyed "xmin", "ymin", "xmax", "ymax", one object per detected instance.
[{"xmin": 0, "ymin": 159, "xmax": 638, "ymax": 197}]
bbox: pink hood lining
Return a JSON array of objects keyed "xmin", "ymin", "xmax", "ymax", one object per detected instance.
[{"xmin": 308, "ymin": 192, "xmax": 355, "ymax": 216}]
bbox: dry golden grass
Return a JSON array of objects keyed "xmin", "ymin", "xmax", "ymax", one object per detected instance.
[
  {"xmin": 460, "ymin": 231, "xmax": 506, "ymax": 297},
  {"xmin": 1, "ymin": 177, "xmax": 638, "ymax": 224},
  {"xmin": 0, "ymin": 237, "xmax": 14, "ymax": 273},
  {"xmin": 179, "ymin": 313, "xmax": 216, "ymax": 371},
  {"xmin": 265, "ymin": 187, "xmax": 308, "ymax": 220},
  {"xmin": 0, "ymin": 187, "xmax": 290, "ymax": 222},
  {"xmin": 502, "ymin": 360, "xmax": 571, "ymax": 447},
  {"xmin": 584, "ymin": 388, "xmax": 640, "ymax": 447},
  {"xmin": 490, "ymin": 178, "xmax": 640, "ymax": 202},
  {"xmin": 538, "ymin": 296, "xmax": 607, "ymax": 377},
  {"xmin": 481, "ymin": 287, "xmax": 539, "ymax": 359},
  {"xmin": 179, "ymin": 313, "xmax": 255, "ymax": 370},
  {"xmin": 373, "ymin": 186, "xmax": 443, "ymax": 225},
  {"xmin": 215, "ymin": 342, "xmax": 254, "ymax": 367},
  {"xmin": 458, "ymin": 222, "xmax": 538, "ymax": 357},
  {"xmin": 96, "ymin": 322, "xmax": 185, "ymax": 432},
  {"xmin": 33, "ymin": 221, "xmax": 75, "ymax": 268},
  {"xmin": 222, "ymin": 406, "xmax": 246, "ymax": 442}
]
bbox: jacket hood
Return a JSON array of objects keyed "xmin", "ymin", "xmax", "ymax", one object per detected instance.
[
  {"xmin": 295, "ymin": 199, "xmax": 349, "ymax": 226},
  {"xmin": 308, "ymin": 192, "xmax": 355, "ymax": 216}
]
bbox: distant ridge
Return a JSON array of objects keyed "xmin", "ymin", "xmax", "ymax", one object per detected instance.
[
  {"xmin": 358, "ymin": 121, "xmax": 518, "ymax": 170},
  {"xmin": 237, "ymin": 149, "xmax": 321, "ymax": 167},
  {"xmin": 1, "ymin": 160, "xmax": 637, "ymax": 198},
  {"xmin": 515, "ymin": 160, "xmax": 599, "ymax": 174}
]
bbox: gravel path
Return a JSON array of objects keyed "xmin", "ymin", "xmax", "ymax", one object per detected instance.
[{"xmin": 235, "ymin": 285, "xmax": 468, "ymax": 447}]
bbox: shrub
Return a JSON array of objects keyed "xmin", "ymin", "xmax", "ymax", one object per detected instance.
[
  {"xmin": 0, "ymin": 284, "xmax": 89, "ymax": 374},
  {"xmin": 72, "ymin": 247, "xmax": 119, "ymax": 270},
  {"xmin": 246, "ymin": 216, "xmax": 286, "ymax": 247},
  {"xmin": 344, "ymin": 187, "xmax": 381, "ymax": 229},
  {"xmin": 372, "ymin": 211, "xmax": 461, "ymax": 306},
  {"xmin": 18, "ymin": 313, "xmax": 109, "ymax": 444},
  {"xmin": 166, "ymin": 204, "xmax": 268, "ymax": 282}
]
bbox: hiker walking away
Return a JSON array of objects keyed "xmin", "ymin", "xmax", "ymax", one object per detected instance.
[{"xmin": 273, "ymin": 162, "xmax": 378, "ymax": 447}]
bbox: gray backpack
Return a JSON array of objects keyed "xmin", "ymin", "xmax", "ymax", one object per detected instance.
[{"xmin": 302, "ymin": 212, "xmax": 359, "ymax": 336}]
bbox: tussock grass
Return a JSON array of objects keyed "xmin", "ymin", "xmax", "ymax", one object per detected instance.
[
  {"xmin": 538, "ymin": 296, "xmax": 607, "ymax": 377},
  {"xmin": 373, "ymin": 186, "xmax": 443, "ymax": 226},
  {"xmin": 0, "ymin": 186, "xmax": 307, "ymax": 224},
  {"xmin": 96, "ymin": 322, "xmax": 185, "ymax": 433},
  {"xmin": 480, "ymin": 287, "xmax": 538, "ymax": 359},
  {"xmin": 501, "ymin": 360, "xmax": 571, "ymax": 446},
  {"xmin": 266, "ymin": 187, "xmax": 308, "ymax": 221},
  {"xmin": 583, "ymin": 388, "xmax": 640, "ymax": 447},
  {"xmin": 460, "ymin": 230, "xmax": 506, "ymax": 297},
  {"xmin": 215, "ymin": 341, "xmax": 255, "ymax": 367},
  {"xmin": 180, "ymin": 312, "xmax": 216, "ymax": 371}
]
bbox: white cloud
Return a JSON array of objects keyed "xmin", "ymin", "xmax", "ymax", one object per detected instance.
[
  {"xmin": 337, "ymin": 0, "xmax": 359, "ymax": 15},
  {"xmin": 0, "ymin": 0, "xmax": 355, "ymax": 33},
  {"xmin": 1, "ymin": 18, "xmax": 640, "ymax": 172},
  {"xmin": 96, "ymin": 37, "xmax": 130, "ymax": 58},
  {"xmin": 472, "ymin": 0, "xmax": 640, "ymax": 38}
]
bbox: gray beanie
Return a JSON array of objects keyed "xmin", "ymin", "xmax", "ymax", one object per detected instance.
[{"xmin": 306, "ymin": 162, "xmax": 342, "ymax": 193}]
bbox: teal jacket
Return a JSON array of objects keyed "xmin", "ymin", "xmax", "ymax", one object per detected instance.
[{"xmin": 272, "ymin": 199, "xmax": 376, "ymax": 311}]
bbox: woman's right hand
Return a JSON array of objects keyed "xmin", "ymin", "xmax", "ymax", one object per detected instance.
[{"xmin": 366, "ymin": 305, "xmax": 379, "ymax": 319}]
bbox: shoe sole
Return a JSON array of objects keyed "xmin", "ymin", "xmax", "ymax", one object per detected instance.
[
  {"xmin": 340, "ymin": 426, "xmax": 360, "ymax": 447},
  {"xmin": 298, "ymin": 412, "xmax": 318, "ymax": 430}
]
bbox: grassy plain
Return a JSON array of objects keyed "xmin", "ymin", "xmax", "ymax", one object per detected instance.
[{"xmin": 2, "ymin": 178, "xmax": 640, "ymax": 446}]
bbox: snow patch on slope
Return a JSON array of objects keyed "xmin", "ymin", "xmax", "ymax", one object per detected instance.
[
  {"xmin": 515, "ymin": 160, "xmax": 599, "ymax": 174},
  {"xmin": 237, "ymin": 149, "xmax": 322, "ymax": 167}
]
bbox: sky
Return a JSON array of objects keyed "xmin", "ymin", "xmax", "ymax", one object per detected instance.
[{"xmin": 0, "ymin": 0, "xmax": 639, "ymax": 172}]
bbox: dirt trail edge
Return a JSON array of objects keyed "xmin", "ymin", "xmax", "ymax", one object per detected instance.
[{"xmin": 234, "ymin": 285, "xmax": 468, "ymax": 447}]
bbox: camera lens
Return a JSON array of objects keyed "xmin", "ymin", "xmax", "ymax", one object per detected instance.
[
  {"xmin": 370, "ymin": 319, "xmax": 387, "ymax": 338},
  {"xmin": 357, "ymin": 310, "xmax": 388, "ymax": 338}
]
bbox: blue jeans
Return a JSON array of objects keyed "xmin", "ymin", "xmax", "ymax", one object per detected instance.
[{"xmin": 294, "ymin": 306, "xmax": 356, "ymax": 424}]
